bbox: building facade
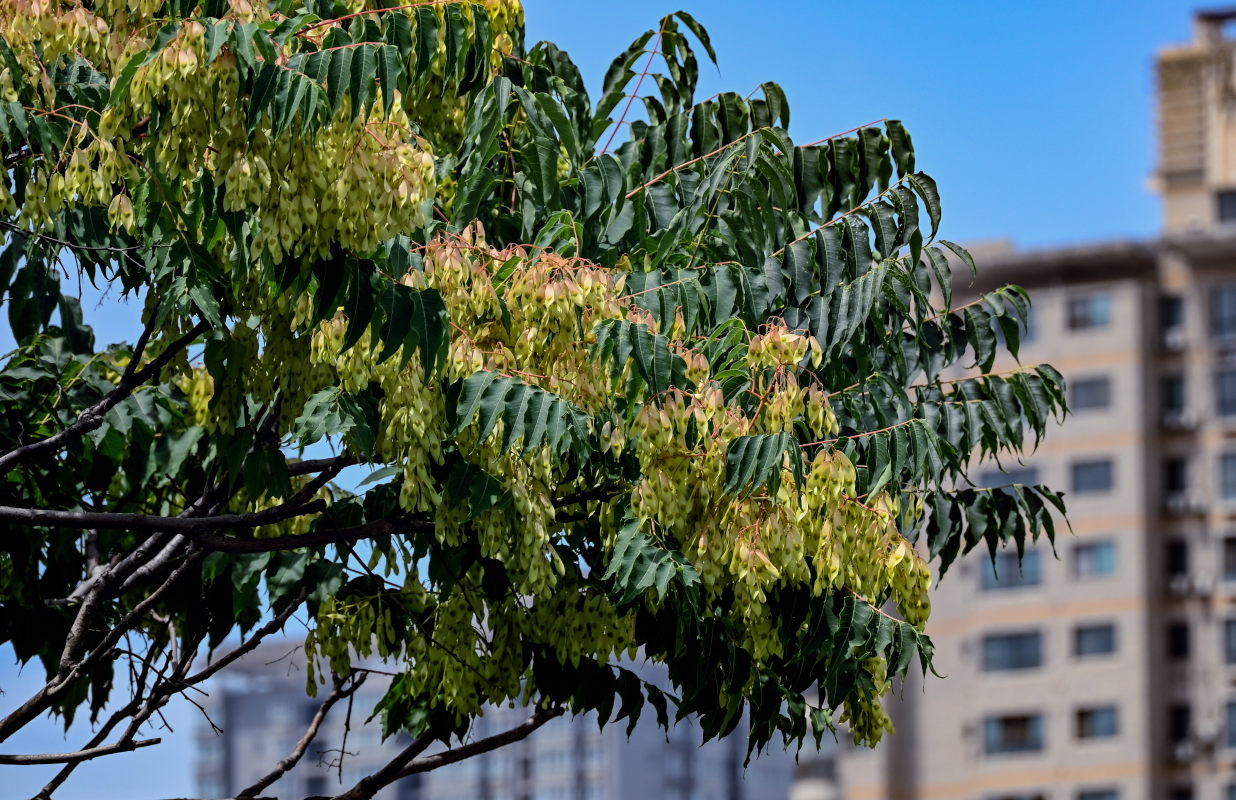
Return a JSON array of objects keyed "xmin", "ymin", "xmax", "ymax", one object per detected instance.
[
  {"xmin": 194, "ymin": 645, "xmax": 797, "ymax": 800},
  {"xmin": 823, "ymin": 10, "xmax": 1236, "ymax": 800}
]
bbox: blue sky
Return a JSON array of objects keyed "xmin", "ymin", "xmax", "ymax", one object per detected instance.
[{"xmin": 0, "ymin": 2, "xmax": 1203, "ymax": 797}]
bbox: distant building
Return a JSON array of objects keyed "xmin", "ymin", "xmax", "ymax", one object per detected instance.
[
  {"xmin": 194, "ymin": 644, "xmax": 798, "ymax": 799},
  {"xmin": 819, "ymin": 9, "xmax": 1236, "ymax": 800}
]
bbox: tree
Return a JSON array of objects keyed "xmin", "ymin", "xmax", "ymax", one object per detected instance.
[{"xmin": 0, "ymin": 1, "xmax": 1068, "ymax": 798}]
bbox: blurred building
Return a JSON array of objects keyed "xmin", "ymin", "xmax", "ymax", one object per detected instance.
[
  {"xmin": 818, "ymin": 9, "xmax": 1236, "ymax": 800},
  {"xmin": 194, "ymin": 644, "xmax": 798, "ymax": 799}
]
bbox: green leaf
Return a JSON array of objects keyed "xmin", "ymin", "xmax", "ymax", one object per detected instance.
[
  {"xmin": 908, "ymin": 173, "xmax": 942, "ymax": 238},
  {"xmin": 885, "ymin": 119, "xmax": 915, "ymax": 176},
  {"xmin": 412, "ymin": 6, "xmax": 440, "ymax": 84},
  {"xmin": 723, "ymin": 433, "xmax": 802, "ymax": 499},
  {"xmin": 591, "ymin": 319, "xmax": 692, "ymax": 397},
  {"xmin": 604, "ymin": 511, "xmax": 699, "ymax": 606},
  {"xmin": 349, "ymin": 44, "xmax": 377, "ymax": 119},
  {"xmin": 452, "ymin": 371, "xmax": 591, "ymax": 459}
]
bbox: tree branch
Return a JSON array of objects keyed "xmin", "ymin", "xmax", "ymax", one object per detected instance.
[
  {"xmin": 0, "ymin": 320, "xmax": 210, "ymax": 476},
  {"xmin": 330, "ymin": 729, "xmax": 439, "ymax": 800},
  {"xmin": 0, "ymin": 737, "xmax": 160, "ymax": 765},
  {"xmin": 237, "ymin": 674, "xmax": 366, "ymax": 798},
  {"xmin": 397, "ymin": 706, "xmax": 564, "ymax": 777},
  {"xmin": 287, "ymin": 455, "xmax": 358, "ymax": 477}
]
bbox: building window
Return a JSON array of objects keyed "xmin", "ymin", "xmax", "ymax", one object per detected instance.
[
  {"xmin": 1078, "ymin": 791, "xmax": 1119, "ymax": 800},
  {"xmin": 1164, "ymin": 375, "xmax": 1186, "ymax": 413},
  {"xmin": 1226, "ymin": 538, "xmax": 1236, "ymax": 582},
  {"xmin": 1227, "ymin": 786, "xmax": 1236, "ymax": 800},
  {"xmin": 1073, "ymin": 541, "xmax": 1116, "ymax": 578},
  {"xmin": 983, "ymin": 714, "xmax": 1044, "ymax": 755},
  {"xmin": 1169, "ymin": 788, "xmax": 1194, "ymax": 800},
  {"xmin": 1220, "ymin": 191, "xmax": 1236, "ymax": 221},
  {"xmin": 1072, "ymin": 459, "xmax": 1114, "ymax": 493},
  {"xmin": 1167, "ymin": 540, "xmax": 1189, "ymax": 578},
  {"xmin": 1214, "ymin": 284, "xmax": 1236, "ymax": 337},
  {"xmin": 981, "ymin": 549, "xmax": 1042, "ymax": 591},
  {"xmin": 982, "ymin": 632, "xmax": 1043, "ymax": 672},
  {"xmin": 1218, "ymin": 370, "xmax": 1236, "ymax": 417},
  {"xmin": 1169, "ymin": 622, "xmax": 1190, "ymax": 660},
  {"xmin": 1068, "ymin": 293, "xmax": 1112, "ymax": 330},
  {"xmin": 980, "ymin": 466, "xmax": 1039, "ymax": 491},
  {"xmin": 1226, "ymin": 620, "xmax": 1236, "ymax": 665},
  {"xmin": 1076, "ymin": 706, "xmax": 1119, "ymax": 739},
  {"xmin": 1074, "ymin": 623, "xmax": 1117, "ymax": 657},
  {"xmin": 1165, "ymin": 458, "xmax": 1188, "ymax": 494},
  {"xmin": 1162, "ymin": 294, "xmax": 1185, "ymax": 329},
  {"xmin": 1223, "ymin": 454, "xmax": 1236, "ymax": 499},
  {"xmin": 1229, "ymin": 702, "xmax": 1236, "ymax": 748},
  {"xmin": 1169, "ymin": 704, "xmax": 1191, "ymax": 744},
  {"xmin": 1070, "ymin": 376, "xmax": 1111, "ymax": 411}
]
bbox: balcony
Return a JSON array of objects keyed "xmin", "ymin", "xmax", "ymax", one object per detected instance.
[{"xmin": 1165, "ymin": 491, "xmax": 1208, "ymax": 516}]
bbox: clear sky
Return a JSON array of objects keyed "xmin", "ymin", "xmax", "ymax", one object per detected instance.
[{"xmin": 0, "ymin": 2, "xmax": 1205, "ymax": 797}]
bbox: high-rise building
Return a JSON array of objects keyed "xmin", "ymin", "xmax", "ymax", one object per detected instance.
[
  {"xmin": 820, "ymin": 9, "xmax": 1236, "ymax": 800},
  {"xmin": 194, "ymin": 643, "xmax": 796, "ymax": 799}
]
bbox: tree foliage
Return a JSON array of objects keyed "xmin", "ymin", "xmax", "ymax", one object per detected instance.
[{"xmin": 0, "ymin": 0, "xmax": 1066, "ymax": 797}]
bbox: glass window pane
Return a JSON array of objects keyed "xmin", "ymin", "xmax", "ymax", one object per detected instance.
[
  {"xmin": 1074, "ymin": 541, "xmax": 1117, "ymax": 577},
  {"xmin": 1078, "ymin": 791, "xmax": 1119, "ymax": 800},
  {"xmin": 1163, "ymin": 375, "xmax": 1186, "ymax": 412},
  {"xmin": 1228, "ymin": 702, "xmax": 1236, "ymax": 748},
  {"xmin": 1169, "ymin": 623, "xmax": 1190, "ymax": 659},
  {"xmin": 1069, "ymin": 294, "xmax": 1112, "ymax": 330},
  {"xmin": 1225, "ymin": 538, "xmax": 1236, "ymax": 582},
  {"xmin": 982, "ymin": 632, "xmax": 1043, "ymax": 671},
  {"xmin": 1169, "ymin": 704, "xmax": 1191, "ymax": 743},
  {"xmin": 1214, "ymin": 284, "xmax": 1236, "ymax": 336},
  {"xmin": 981, "ymin": 549, "xmax": 1042, "ymax": 591},
  {"xmin": 1225, "ymin": 619, "xmax": 1236, "ymax": 665},
  {"xmin": 1071, "ymin": 377, "xmax": 1112, "ymax": 410},
  {"xmin": 1074, "ymin": 623, "xmax": 1117, "ymax": 657},
  {"xmin": 984, "ymin": 714, "xmax": 1044, "ymax": 754},
  {"xmin": 1073, "ymin": 460, "xmax": 1114, "ymax": 493},
  {"xmin": 1218, "ymin": 370, "xmax": 1236, "ymax": 416},
  {"xmin": 1167, "ymin": 541, "xmax": 1189, "ymax": 577},
  {"xmin": 1222, "ymin": 454, "xmax": 1236, "ymax": 499},
  {"xmin": 1076, "ymin": 706, "xmax": 1119, "ymax": 739}
]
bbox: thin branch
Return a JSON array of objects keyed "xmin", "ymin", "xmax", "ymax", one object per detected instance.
[
  {"xmin": 288, "ymin": 455, "xmax": 358, "ymax": 477},
  {"xmin": 397, "ymin": 707, "xmax": 564, "ymax": 776},
  {"xmin": 0, "ymin": 553, "xmax": 201, "ymax": 743},
  {"xmin": 552, "ymin": 485, "xmax": 620, "ymax": 509},
  {"xmin": 238, "ymin": 674, "xmax": 366, "ymax": 798},
  {"xmin": 0, "ymin": 456, "xmax": 351, "ymax": 538},
  {"xmin": 0, "ymin": 219, "xmax": 154, "ymax": 255},
  {"xmin": 0, "ymin": 320, "xmax": 210, "ymax": 476},
  {"xmin": 184, "ymin": 589, "xmax": 308, "ymax": 687},
  {"xmin": 331, "ymin": 729, "xmax": 440, "ymax": 800},
  {"xmin": 0, "ymin": 738, "xmax": 160, "ymax": 765},
  {"xmin": 0, "ymin": 500, "xmax": 328, "ymax": 534},
  {"xmin": 601, "ymin": 28, "xmax": 664, "ymax": 155}
]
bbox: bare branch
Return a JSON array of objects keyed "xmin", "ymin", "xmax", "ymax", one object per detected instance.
[
  {"xmin": 237, "ymin": 674, "xmax": 367, "ymax": 798},
  {"xmin": 182, "ymin": 589, "xmax": 308, "ymax": 688},
  {"xmin": 398, "ymin": 707, "xmax": 564, "ymax": 776},
  {"xmin": 287, "ymin": 455, "xmax": 358, "ymax": 477},
  {"xmin": 0, "ymin": 552, "xmax": 202, "ymax": 743},
  {"xmin": 0, "ymin": 737, "xmax": 160, "ymax": 765},
  {"xmin": 0, "ymin": 454, "xmax": 354, "ymax": 542},
  {"xmin": 0, "ymin": 320, "xmax": 210, "ymax": 476}
]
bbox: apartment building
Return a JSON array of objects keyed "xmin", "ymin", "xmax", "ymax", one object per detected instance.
[
  {"xmin": 820, "ymin": 10, "xmax": 1236, "ymax": 800},
  {"xmin": 194, "ymin": 643, "xmax": 796, "ymax": 799}
]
